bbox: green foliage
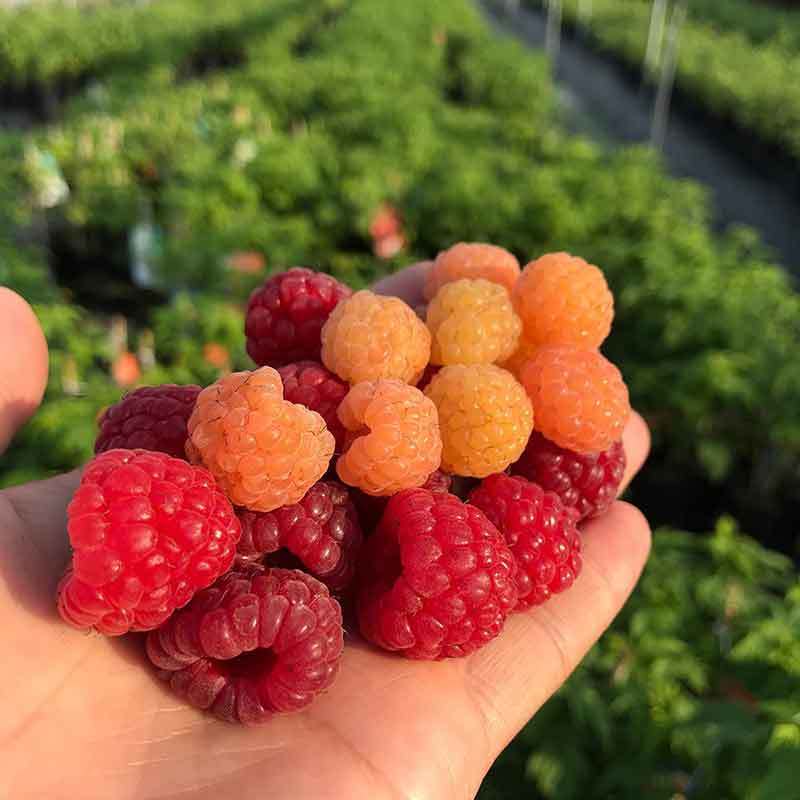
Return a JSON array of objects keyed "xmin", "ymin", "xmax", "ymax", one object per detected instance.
[
  {"xmin": 481, "ymin": 519, "xmax": 800, "ymax": 800},
  {"xmin": 522, "ymin": 0, "xmax": 800, "ymax": 162}
]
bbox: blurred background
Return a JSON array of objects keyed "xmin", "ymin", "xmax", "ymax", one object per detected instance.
[{"xmin": 0, "ymin": 0, "xmax": 798, "ymax": 796}]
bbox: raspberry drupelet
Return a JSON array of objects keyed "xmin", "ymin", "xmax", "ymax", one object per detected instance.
[
  {"xmin": 146, "ymin": 564, "xmax": 344, "ymax": 724},
  {"xmin": 470, "ymin": 473, "xmax": 582, "ymax": 609},
  {"xmin": 95, "ymin": 384, "xmax": 201, "ymax": 459},
  {"xmin": 519, "ymin": 346, "xmax": 630, "ymax": 454},
  {"xmin": 236, "ymin": 480, "xmax": 363, "ymax": 593},
  {"xmin": 513, "ymin": 252, "xmax": 613, "ymax": 350},
  {"xmin": 321, "ymin": 290, "xmax": 431, "ymax": 384},
  {"xmin": 512, "ymin": 432, "xmax": 626, "ymax": 521},
  {"xmin": 186, "ymin": 367, "xmax": 335, "ymax": 512},
  {"xmin": 423, "ymin": 242, "xmax": 520, "ymax": 301},
  {"xmin": 245, "ymin": 267, "xmax": 352, "ymax": 368},
  {"xmin": 277, "ymin": 361, "xmax": 348, "ymax": 451},
  {"xmin": 426, "ymin": 278, "xmax": 522, "ymax": 366},
  {"xmin": 57, "ymin": 449, "xmax": 241, "ymax": 635},
  {"xmin": 336, "ymin": 379, "xmax": 442, "ymax": 496},
  {"xmin": 424, "ymin": 364, "xmax": 533, "ymax": 478},
  {"xmin": 357, "ymin": 489, "xmax": 518, "ymax": 659}
]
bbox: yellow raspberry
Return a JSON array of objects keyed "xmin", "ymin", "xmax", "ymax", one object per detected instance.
[
  {"xmin": 424, "ymin": 365, "xmax": 533, "ymax": 478},
  {"xmin": 513, "ymin": 252, "xmax": 614, "ymax": 349},
  {"xmin": 336, "ymin": 379, "xmax": 442, "ymax": 496},
  {"xmin": 321, "ymin": 290, "xmax": 431, "ymax": 384},
  {"xmin": 427, "ymin": 279, "xmax": 522, "ymax": 366},
  {"xmin": 519, "ymin": 346, "xmax": 630, "ymax": 454},
  {"xmin": 186, "ymin": 367, "xmax": 334, "ymax": 511},
  {"xmin": 424, "ymin": 242, "xmax": 521, "ymax": 301}
]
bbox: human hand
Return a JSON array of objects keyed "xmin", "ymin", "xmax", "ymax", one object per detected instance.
[{"xmin": 0, "ymin": 269, "xmax": 650, "ymax": 800}]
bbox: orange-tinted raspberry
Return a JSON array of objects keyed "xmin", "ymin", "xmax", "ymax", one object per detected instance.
[
  {"xmin": 321, "ymin": 291, "xmax": 431, "ymax": 384},
  {"xmin": 424, "ymin": 365, "xmax": 533, "ymax": 477},
  {"xmin": 427, "ymin": 279, "xmax": 522, "ymax": 366},
  {"xmin": 186, "ymin": 368, "xmax": 335, "ymax": 512},
  {"xmin": 424, "ymin": 242, "xmax": 520, "ymax": 301},
  {"xmin": 513, "ymin": 252, "xmax": 614, "ymax": 349},
  {"xmin": 519, "ymin": 346, "xmax": 630, "ymax": 454},
  {"xmin": 336, "ymin": 380, "xmax": 442, "ymax": 496}
]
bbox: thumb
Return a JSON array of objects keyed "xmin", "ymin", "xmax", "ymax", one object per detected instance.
[{"xmin": 0, "ymin": 288, "xmax": 48, "ymax": 454}]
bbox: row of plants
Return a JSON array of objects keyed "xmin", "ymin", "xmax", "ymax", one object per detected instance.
[{"xmin": 521, "ymin": 0, "xmax": 800, "ymax": 164}]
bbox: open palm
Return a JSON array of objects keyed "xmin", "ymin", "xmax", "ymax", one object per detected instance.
[{"xmin": 0, "ymin": 271, "xmax": 650, "ymax": 800}]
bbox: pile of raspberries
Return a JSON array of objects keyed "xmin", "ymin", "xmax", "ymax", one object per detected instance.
[{"xmin": 58, "ymin": 243, "xmax": 630, "ymax": 724}]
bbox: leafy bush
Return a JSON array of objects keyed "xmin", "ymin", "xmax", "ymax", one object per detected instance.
[{"xmin": 481, "ymin": 519, "xmax": 800, "ymax": 800}]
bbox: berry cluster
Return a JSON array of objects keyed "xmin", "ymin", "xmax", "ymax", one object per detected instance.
[{"xmin": 57, "ymin": 242, "xmax": 632, "ymax": 725}]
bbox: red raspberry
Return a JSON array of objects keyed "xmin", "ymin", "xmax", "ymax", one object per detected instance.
[
  {"xmin": 512, "ymin": 432, "xmax": 626, "ymax": 521},
  {"xmin": 278, "ymin": 361, "xmax": 348, "ymax": 451},
  {"xmin": 357, "ymin": 489, "xmax": 518, "ymax": 659},
  {"xmin": 57, "ymin": 449, "xmax": 241, "ymax": 635},
  {"xmin": 469, "ymin": 473, "xmax": 582, "ymax": 610},
  {"xmin": 146, "ymin": 564, "xmax": 343, "ymax": 724},
  {"xmin": 95, "ymin": 384, "xmax": 201, "ymax": 459},
  {"xmin": 245, "ymin": 268, "xmax": 352, "ymax": 368},
  {"xmin": 351, "ymin": 469, "xmax": 452, "ymax": 533},
  {"xmin": 236, "ymin": 481, "xmax": 363, "ymax": 593}
]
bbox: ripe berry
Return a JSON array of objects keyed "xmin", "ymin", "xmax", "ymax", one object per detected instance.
[
  {"xmin": 146, "ymin": 564, "xmax": 343, "ymax": 724},
  {"xmin": 425, "ymin": 364, "xmax": 533, "ymax": 477},
  {"xmin": 427, "ymin": 278, "xmax": 521, "ymax": 366},
  {"xmin": 237, "ymin": 481, "xmax": 363, "ymax": 593},
  {"xmin": 336, "ymin": 380, "xmax": 442, "ymax": 496},
  {"xmin": 57, "ymin": 449, "xmax": 241, "ymax": 635},
  {"xmin": 186, "ymin": 367, "xmax": 335, "ymax": 512},
  {"xmin": 95, "ymin": 384, "xmax": 201, "ymax": 459},
  {"xmin": 278, "ymin": 361, "xmax": 348, "ymax": 451},
  {"xmin": 512, "ymin": 432, "xmax": 626, "ymax": 521},
  {"xmin": 245, "ymin": 268, "xmax": 352, "ymax": 368},
  {"xmin": 519, "ymin": 346, "xmax": 630, "ymax": 454},
  {"xmin": 357, "ymin": 489, "xmax": 518, "ymax": 659},
  {"xmin": 513, "ymin": 252, "xmax": 613, "ymax": 349},
  {"xmin": 321, "ymin": 290, "xmax": 431, "ymax": 384},
  {"xmin": 424, "ymin": 242, "xmax": 520, "ymax": 301},
  {"xmin": 470, "ymin": 473, "xmax": 582, "ymax": 609}
]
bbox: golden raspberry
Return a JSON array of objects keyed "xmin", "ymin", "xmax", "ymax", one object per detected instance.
[
  {"xmin": 519, "ymin": 346, "xmax": 630, "ymax": 454},
  {"xmin": 186, "ymin": 367, "xmax": 335, "ymax": 512},
  {"xmin": 424, "ymin": 242, "xmax": 521, "ymax": 301},
  {"xmin": 513, "ymin": 252, "xmax": 614, "ymax": 349},
  {"xmin": 425, "ymin": 365, "xmax": 533, "ymax": 478},
  {"xmin": 321, "ymin": 291, "xmax": 431, "ymax": 384},
  {"xmin": 427, "ymin": 279, "xmax": 522, "ymax": 366},
  {"xmin": 336, "ymin": 380, "xmax": 442, "ymax": 496}
]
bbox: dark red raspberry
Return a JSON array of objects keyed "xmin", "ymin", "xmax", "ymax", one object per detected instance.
[
  {"xmin": 236, "ymin": 480, "xmax": 363, "ymax": 593},
  {"xmin": 277, "ymin": 361, "xmax": 348, "ymax": 451},
  {"xmin": 57, "ymin": 449, "xmax": 241, "ymax": 635},
  {"xmin": 415, "ymin": 363, "xmax": 441, "ymax": 392},
  {"xmin": 245, "ymin": 268, "xmax": 352, "ymax": 368},
  {"xmin": 146, "ymin": 564, "xmax": 343, "ymax": 724},
  {"xmin": 469, "ymin": 473, "xmax": 582, "ymax": 609},
  {"xmin": 511, "ymin": 432, "xmax": 626, "ymax": 521},
  {"xmin": 95, "ymin": 384, "xmax": 201, "ymax": 459},
  {"xmin": 351, "ymin": 469, "xmax": 452, "ymax": 533},
  {"xmin": 356, "ymin": 488, "xmax": 518, "ymax": 659}
]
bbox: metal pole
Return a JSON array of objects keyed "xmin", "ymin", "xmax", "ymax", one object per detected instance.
[
  {"xmin": 545, "ymin": 0, "xmax": 562, "ymax": 66},
  {"xmin": 650, "ymin": 0, "xmax": 686, "ymax": 150},
  {"xmin": 643, "ymin": 0, "xmax": 669, "ymax": 83}
]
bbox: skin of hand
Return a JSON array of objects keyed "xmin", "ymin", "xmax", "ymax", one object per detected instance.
[{"xmin": 0, "ymin": 270, "xmax": 650, "ymax": 800}]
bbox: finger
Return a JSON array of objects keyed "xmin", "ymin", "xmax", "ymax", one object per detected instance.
[
  {"xmin": 371, "ymin": 260, "xmax": 433, "ymax": 307},
  {"xmin": 0, "ymin": 289, "xmax": 48, "ymax": 454},
  {"xmin": 620, "ymin": 411, "xmax": 650, "ymax": 494},
  {"xmin": 465, "ymin": 500, "xmax": 651, "ymax": 753}
]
